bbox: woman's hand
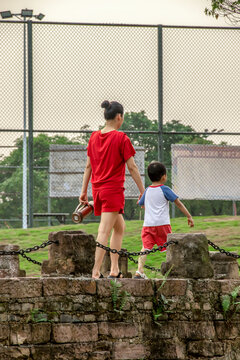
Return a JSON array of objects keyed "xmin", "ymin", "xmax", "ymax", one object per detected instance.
[{"xmin": 79, "ymin": 192, "xmax": 88, "ymax": 205}]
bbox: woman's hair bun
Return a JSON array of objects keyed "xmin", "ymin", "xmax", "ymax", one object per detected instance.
[{"xmin": 101, "ymin": 100, "xmax": 111, "ymax": 109}]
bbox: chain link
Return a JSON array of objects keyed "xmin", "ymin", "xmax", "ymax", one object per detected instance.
[
  {"xmin": 0, "ymin": 238, "xmax": 239, "ymax": 271},
  {"xmin": 96, "ymin": 240, "xmax": 178, "ymax": 272},
  {"xmin": 208, "ymin": 240, "xmax": 240, "ymax": 259},
  {"xmin": 0, "ymin": 240, "xmax": 59, "ymax": 266}
]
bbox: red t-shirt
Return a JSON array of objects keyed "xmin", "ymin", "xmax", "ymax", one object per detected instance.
[{"xmin": 87, "ymin": 130, "xmax": 136, "ymax": 190}]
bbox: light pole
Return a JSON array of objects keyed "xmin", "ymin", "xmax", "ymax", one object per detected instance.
[{"xmin": 0, "ymin": 9, "xmax": 45, "ymax": 228}]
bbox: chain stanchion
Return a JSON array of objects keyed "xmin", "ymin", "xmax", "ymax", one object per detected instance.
[{"xmin": 0, "ymin": 239, "xmax": 59, "ymax": 266}]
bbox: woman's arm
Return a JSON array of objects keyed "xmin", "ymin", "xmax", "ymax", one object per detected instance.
[
  {"xmin": 79, "ymin": 156, "xmax": 92, "ymax": 204},
  {"xmin": 126, "ymin": 156, "xmax": 145, "ymax": 197}
]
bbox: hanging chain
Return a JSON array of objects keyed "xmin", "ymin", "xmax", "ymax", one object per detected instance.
[
  {"xmin": 0, "ymin": 240, "xmax": 59, "ymax": 266},
  {"xmin": 208, "ymin": 240, "xmax": 240, "ymax": 259}
]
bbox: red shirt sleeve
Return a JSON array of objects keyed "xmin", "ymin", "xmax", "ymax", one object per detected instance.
[{"xmin": 121, "ymin": 134, "xmax": 136, "ymax": 162}]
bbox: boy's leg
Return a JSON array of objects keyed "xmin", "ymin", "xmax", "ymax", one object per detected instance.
[
  {"xmin": 137, "ymin": 247, "xmax": 147, "ymax": 274},
  {"xmin": 109, "ymin": 214, "xmax": 125, "ymax": 277},
  {"xmin": 92, "ymin": 212, "xmax": 119, "ymax": 279}
]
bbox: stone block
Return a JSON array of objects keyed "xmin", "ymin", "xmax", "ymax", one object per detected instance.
[
  {"xmin": 155, "ymin": 279, "xmax": 188, "ymax": 296},
  {"xmin": 10, "ymin": 324, "xmax": 32, "ymax": 345},
  {"xmin": 150, "ymin": 339, "xmax": 186, "ymax": 359},
  {"xmin": 0, "ymin": 324, "xmax": 9, "ymax": 342},
  {"xmin": 161, "ymin": 233, "xmax": 214, "ymax": 279},
  {"xmin": 177, "ymin": 321, "xmax": 216, "ymax": 340},
  {"xmin": 188, "ymin": 340, "xmax": 224, "ymax": 356},
  {"xmin": 31, "ymin": 323, "xmax": 51, "ymax": 344},
  {"xmin": 101, "ymin": 249, "xmax": 132, "ymax": 278},
  {"xmin": 121, "ymin": 279, "xmax": 154, "ymax": 296},
  {"xmin": 192, "ymin": 279, "xmax": 221, "ymax": 294},
  {"xmin": 0, "ymin": 346, "xmax": 30, "ymax": 359},
  {"xmin": 113, "ymin": 343, "xmax": 148, "ymax": 359},
  {"xmin": 0, "ymin": 278, "xmax": 42, "ymax": 298},
  {"xmin": 215, "ymin": 322, "xmax": 239, "ymax": 339},
  {"xmin": 42, "ymin": 230, "xmax": 96, "ymax": 277},
  {"xmin": 210, "ymin": 251, "xmax": 240, "ymax": 279},
  {"xmin": 98, "ymin": 322, "xmax": 138, "ymax": 338},
  {"xmin": 53, "ymin": 323, "xmax": 98, "ymax": 343},
  {"xmin": 0, "ymin": 245, "xmax": 26, "ymax": 278}
]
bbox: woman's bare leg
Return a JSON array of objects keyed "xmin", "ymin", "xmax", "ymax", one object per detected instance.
[
  {"xmin": 92, "ymin": 212, "xmax": 118, "ymax": 279},
  {"xmin": 109, "ymin": 214, "xmax": 125, "ymax": 277}
]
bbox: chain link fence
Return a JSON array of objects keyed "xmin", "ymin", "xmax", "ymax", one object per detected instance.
[{"xmin": 0, "ymin": 21, "xmax": 240, "ymax": 228}]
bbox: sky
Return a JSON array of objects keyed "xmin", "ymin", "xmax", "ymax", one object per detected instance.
[
  {"xmin": 1, "ymin": 0, "xmax": 239, "ymax": 152},
  {"xmin": 0, "ymin": 0, "xmax": 229, "ymax": 26}
]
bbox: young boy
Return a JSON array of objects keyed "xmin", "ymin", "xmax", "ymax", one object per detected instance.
[{"xmin": 134, "ymin": 161, "xmax": 194, "ymax": 279}]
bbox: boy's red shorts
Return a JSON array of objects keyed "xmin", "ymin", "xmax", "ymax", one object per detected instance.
[
  {"xmin": 141, "ymin": 225, "xmax": 172, "ymax": 252},
  {"xmin": 92, "ymin": 187, "xmax": 125, "ymax": 216}
]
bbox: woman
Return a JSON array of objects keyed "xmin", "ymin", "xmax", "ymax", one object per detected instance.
[{"xmin": 79, "ymin": 100, "xmax": 145, "ymax": 279}]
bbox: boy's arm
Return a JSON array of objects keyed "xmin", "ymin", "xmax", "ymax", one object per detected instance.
[
  {"xmin": 174, "ymin": 198, "xmax": 194, "ymax": 227},
  {"xmin": 126, "ymin": 156, "xmax": 145, "ymax": 198},
  {"xmin": 79, "ymin": 156, "xmax": 92, "ymax": 204}
]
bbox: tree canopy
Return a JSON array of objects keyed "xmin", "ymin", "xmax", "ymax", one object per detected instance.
[
  {"xmin": 205, "ymin": 0, "xmax": 240, "ymax": 24},
  {"xmin": 0, "ymin": 113, "xmax": 233, "ymax": 226}
]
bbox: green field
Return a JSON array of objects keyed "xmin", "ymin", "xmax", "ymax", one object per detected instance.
[{"xmin": 0, "ymin": 215, "xmax": 240, "ymax": 278}]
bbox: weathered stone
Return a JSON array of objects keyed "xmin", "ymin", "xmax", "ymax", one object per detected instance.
[
  {"xmin": 215, "ymin": 322, "xmax": 239, "ymax": 339},
  {"xmin": 192, "ymin": 279, "xmax": 221, "ymax": 293},
  {"xmin": 101, "ymin": 248, "xmax": 132, "ymax": 278},
  {"xmin": 0, "ymin": 245, "xmax": 26, "ymax": 278},
  {"xmin": 150, "ymin": 339, "xmax": 186, "ymax": 359},
  {"xmin": 10, "ymin": 324, "xmax": 32, "ymax": 345},
  {"xmin": 0, "ymin": 324, "xmax": 9, "ymax": 342},
  {"xmin": 53, "ymin": 323, "xmax": 98, "ymax": 343},
  {"xmin": 42, "ymin": 230, "xmax": 96, "ymax": 276},
  {"xmin": 155, "ymin": 279, "xmax": 188, "ymax": 296},
  {"xmin": 31, "ymin": 323, "xmax": 51, "ymax": 344},
  {"xmin": 210, "ymin": 251, "xmax": 240, "ymax": 279},
  {"xmin": 113, "ymin": 343, "xmax": 148, "ymax": 359},
  {"xmin": 0, "ymin": 278, "xmax": 42, "ymax": 298},
  {"xmin": 177, "ymin": 321, "xmax": 216, "ymax": 340},
  {"xmin": 98, "ymin": 322, "xmax": 138, "ymax": 338},
  {"xmin": 188, "ymin": 340, "xmax": 224, "ymax": 356},
  {"xmin": 161, "ymin": 233, "xmax": 214, "ymax": 279},
  {"xmin": 0, "ymin": 346, "xmax": 30, "ymax": 359}
]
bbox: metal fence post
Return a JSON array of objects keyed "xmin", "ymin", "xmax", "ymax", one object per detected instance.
[
  {"xmin": 27, "ymin": 20, "xmax": 33, "ymax": 227},
  {"xmin": 158, "ymin": 25, "xmax": 163, "ymax": 163}
]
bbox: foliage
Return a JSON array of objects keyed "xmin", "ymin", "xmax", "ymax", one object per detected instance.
[
  {"xmin": 28, "ymin": 309, "xmax": 48, "ymax": 323},
  {"xmin": 0, "ymin": 111, "xmax": 236, "ymax": 224},
  {"xmin": 152, "ymin": 266, "xmax": 173, "ymax": 323},
  {"xmin": 220, "ymin": 285, "xmax": 240, "ymax": 322},
  {"xmin": 110, "ymin": 279, "xmax": 130, "ymax": 312},
  {"xmin": 205, "ymin": 0, "xmax": 240, "ymax": 24}
]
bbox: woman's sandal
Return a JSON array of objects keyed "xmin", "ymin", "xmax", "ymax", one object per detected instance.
[{"xmin": 108, "ymin": 272, "xmax": 123, "ymax": 279}]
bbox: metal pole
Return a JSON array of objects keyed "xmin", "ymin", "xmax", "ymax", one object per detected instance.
[
  {"xmin": 48, "ymin": 173, "xmax": 51, "ymax": 226},
  {"xmin": 22, "ymin": 18, "xmax": 27, "ymax": 229},
  {"xmin": 27, "ymin": 20, "xmax": 33, "ymax": 227},
  {"xmin": 233, "ymin": 201, "xmax": 237, "ymax": 216},
  {"xmin": 158, "ymin": 25, "xmax": 163, "ymax": 162}
]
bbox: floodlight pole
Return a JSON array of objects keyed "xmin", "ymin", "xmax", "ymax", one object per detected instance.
[
  {"xmin": 22, "ymin": 17, "xmax": 27, "ymax": 229},
  {"xmin": 0, "ymin": 9, "xmax": 44, "ymax": 228}
]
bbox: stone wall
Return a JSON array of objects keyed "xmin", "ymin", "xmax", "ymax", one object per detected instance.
[{"xmin": 1, "ymin": 277, "xmax": 240, "ymax": 360}]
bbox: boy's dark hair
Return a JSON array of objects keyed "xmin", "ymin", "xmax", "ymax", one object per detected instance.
[
  {"xmin": 101, "ymin": 100, "xmax": 124, "ymax": 120},
  {"xmin": 147, "ymin": 161, "xmax": 166, "ymax": 182}
]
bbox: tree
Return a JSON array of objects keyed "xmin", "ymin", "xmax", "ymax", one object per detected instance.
[
  {"xmin": 0, "ymin": 134, "xmax": 81, "ymax": 225},
  {"xmin": 205, "ymin": 0, "xmax": 240, "ymax": 24}
]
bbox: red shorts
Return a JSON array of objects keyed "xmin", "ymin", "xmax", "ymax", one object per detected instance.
[
  {"xmin": 141, "ymin": 225, "xmax": 172, "ymax": 251},
  {"xmin": 92, "ymin": 187, "xmax": 125, "ymax": 216}
]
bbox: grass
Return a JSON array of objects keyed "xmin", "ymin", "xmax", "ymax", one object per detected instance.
[{"xmin": 0, "ymin": 215, "xmax": 240, "ymax": 278}]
